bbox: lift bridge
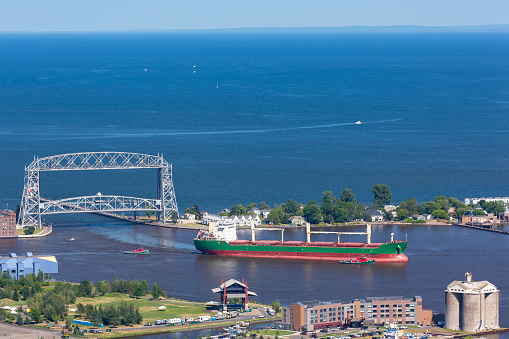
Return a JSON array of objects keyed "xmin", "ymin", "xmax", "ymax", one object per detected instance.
[{"xmin": 18, "ymin": 152, "xmax": 179, "ymax": 228}]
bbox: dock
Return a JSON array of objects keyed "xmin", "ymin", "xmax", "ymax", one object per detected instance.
[{"xmin": 453, "ymin": 222, "xmax": 509, "ymax": 235}]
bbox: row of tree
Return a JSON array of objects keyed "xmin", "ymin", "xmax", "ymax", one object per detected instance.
[
  {"xmin": 185, "ymin": 184, "xmax": 391, "ymax": 224},
  {"xmin": 186, "ymin": 184, "xmax": 507, "ymax": 224},
  {"xmin": 0, "ymin": 273, "xmax": 165, "ymax": 324},
  {"xmin": 394, "ymin": 196, "xmax": 506, "ymax": 221},
  {"xmin": 80, "ymin": 278, "xmax": 166, "ymax": 299},
  {"xmin": 76, "ymin": 302, "xmax": 142, "ymax": 327}
]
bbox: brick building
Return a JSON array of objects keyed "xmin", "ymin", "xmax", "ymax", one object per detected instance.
[
  {"xmin": 280, "ymin": 296, "xmax": 432, "ymax": 332},
  {"xmin": 458, "ymin": 214, "xmax": 498, "ymax": 225},
  {"xmin": 0, "ymin": 210, "xmax": 16, "ymax": 238}
]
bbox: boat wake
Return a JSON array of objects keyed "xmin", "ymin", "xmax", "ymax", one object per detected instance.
[{"xmin": 31, "ymin": 118, "xmax": 402, "ymax": 140}]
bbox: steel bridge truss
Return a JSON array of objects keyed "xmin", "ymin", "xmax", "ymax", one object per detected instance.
[
  {"xmin": 40, "ymin": 195, "xmax": 161, "ymax": 215},
  {"xmin": 18, "ymin": 152, "xmax": 179, "ymax": 227}
]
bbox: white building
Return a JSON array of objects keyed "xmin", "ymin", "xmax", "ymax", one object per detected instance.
[
  {"xmin": 464, "ymin": 197, "xmax": 509, "ymax": 212},
  {"xmin": 201, "ymin": 213, "xmax": 261, "ymax": 227}
]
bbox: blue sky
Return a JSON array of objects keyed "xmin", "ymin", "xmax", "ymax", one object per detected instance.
[{"xmin": 1, "ymin": 0, "xmax": 508, "ymax": 32}]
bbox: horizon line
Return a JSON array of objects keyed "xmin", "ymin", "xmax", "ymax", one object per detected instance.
[{"xmin": 1, "ymin": 24, "xmax": 509, "ymax": 34}]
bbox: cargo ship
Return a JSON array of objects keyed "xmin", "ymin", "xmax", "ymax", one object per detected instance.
[{"xmin": 194, "ymin": 222, "xmax": 408, "ymax": 263}]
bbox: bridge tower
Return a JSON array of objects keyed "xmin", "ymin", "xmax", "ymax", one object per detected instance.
[{"xmin": 18, "ymin": 152, "xmax": 179, "ymax": 228}]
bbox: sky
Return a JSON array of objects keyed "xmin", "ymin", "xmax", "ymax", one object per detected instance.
[{"xmin": 0, "ymin": 0, "xmax": 508, "ymax": 32}]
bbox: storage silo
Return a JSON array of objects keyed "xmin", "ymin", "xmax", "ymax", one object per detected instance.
[
  {"xmin": 462, "ymin": 293, "xmax": 481, "ymax": 332},
  {"xmin": 445, "ymin": 291, "xmax": 461, "ymax": 330},
  {"xmin": 445, "ymin": 273, "xmax": 499, "ymax": 332},
  {"xmin": 484, "ymin": 290, "xmax": 499, "ymax": 329}
]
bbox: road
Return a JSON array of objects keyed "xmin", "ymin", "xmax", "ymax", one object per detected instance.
[{"xmin": 0, "ymin": 323, "xmax": 62, "ymax": 339}]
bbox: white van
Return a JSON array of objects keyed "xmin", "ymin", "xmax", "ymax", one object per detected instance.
[
  {"xmin": 197, "ymin": 315, "xmax": 212, "ymax": 322},
  {"xmin": 169, "ymin": 318, "xmax": 181, "ymax": 324}
]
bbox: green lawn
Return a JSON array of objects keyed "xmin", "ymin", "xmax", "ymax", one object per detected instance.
[
  {"xmin": 1, "ymin": 298, "xmax": 25, "ymax": 307},
  {"xmin": 252, "ymin": 329, "xmax": 293, "ymax": 336},
  {"xmin": 73, "ymin": 293, "xmax": 216, "ymax": 323}
]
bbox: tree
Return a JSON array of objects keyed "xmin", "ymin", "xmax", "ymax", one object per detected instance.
[
  {"xmin": 236, "ymin": 204, "xmax": 246, "ymax": 216},
  {"xmin": 432, "ymin": 209, "xmax": 448, "ymax": 220},
  {"xmin": 340, "ymin": 188, "xmax": 356, "ymax": 203},
  {"xmin": 434, "ymin": 196, "xmax": 450, "ymax": 211},
  {"xmin": 283, "ymin": 199, "xmax": 299, "ymax": 214},
  {"xmin": 259, "ymin": 201, "xmax": 269, "ymax": 210},
  {"xmin": 12, "ymin": 288, "xmax": 19, "ymax": 301},
  {"xmin": 132, "ymin": 280, "xmax": 147, "ymax": 297},
  {"xmin": 483, "ymin": 201, "xmax": 506, "ymax": 217},
  {"xmin": 448, "ymin": 197, "xmax": 466, "ymax": 209},
  {"xmin": 65, "ymin": 316, "xmax": 72, "ymax": 328},
  {"xmin": 92, "ymin": 308, "xmax": 103, "ymax": 326},
  {"xmin": 96, "ymin": 280, "xmax": 109, "ymax": 296},
  {"xmin": 150, "ymin": 283, "xmax": 163, "ymax": 300},
  {"xmin": 30, "ymin": 309, "xmax": 41, "ymax": 323},
  {"xmin": 321, "ymin": 191, "xmax": 336, "ymax": 206},
  {"xmin": 421, "ymin": 201, "xmax": 440, "ymax": 214},
  {"xmin": 24, "ymin": 226, "xmax": 36, "ymax": 235},
  {"xmin": 78, "ymin": 281, "xmax": 92, "ymax": 297},
  {"xmin": 271, "ymin": 300, "xmax": 281, "ymax": 313},
  {"xmin": 16, "ymin": 313, "xmax": 23, "ymax": 325},
  {"xmin": 332, "ymin": 205, "xmax": 348, "ymax": 223},
  {"xmin": 399, "ymin": 198, "xmax": 419, "ymax": 215},
  {"xmin": 266, "ymin": 209, "xmax": 281, "ymax": 225},
  {"xmin": 76, "ymin": 303, "xmax": 85, "ymax": 316},
  {"xmin": 493, "ymin": 201, "xmax": 506, "ymax": 217},
  {"xmin": 472, "ymin": 209, "xmax": 486, "ymax": 216},
  {"xmin": 396, "ymin": 208, "xmax": 409, "ymax": 221},
  {"xmin": 303, "ymin": 201, "xmax": 322, "ymax": 224},
  {"xmin": 455, "ymin": 207, "xmax": 467, "ymax": 217},
  {"xmin": 246, "ymin": 202, "xmax": 257, "ymax": 212},
  {"xmin": 371, "ymin": 184, "xmax": 392, "ymax": 209},
  {"xmin": 184, "ymin": 204, "xmax": 201, "ymax": 218}
]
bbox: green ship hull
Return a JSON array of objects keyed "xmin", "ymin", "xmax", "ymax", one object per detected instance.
[{"xmin": 194, "ymin": 239, "xmax": 408, "ymax": 262}]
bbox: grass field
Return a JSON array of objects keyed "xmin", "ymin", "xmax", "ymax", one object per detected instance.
[
  {"xmin": 72, "ymin": 293, "xmax": 216, "ymax": 323},
  {"xmin": 251, "ymin": 329, "xmax": 293, "ymax": 336}
]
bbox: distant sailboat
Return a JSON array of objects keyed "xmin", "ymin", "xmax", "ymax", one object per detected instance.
[
  {"xmin": 216, "ymin": 82, "xmax": 219, "ymax": 89},
  {"xmin": 355, "ymin": 121, "xmax": 362, "ymax": 125}
]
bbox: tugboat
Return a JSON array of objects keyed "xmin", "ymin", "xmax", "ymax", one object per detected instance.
[
  {"xmin": 340, "ymin": 257, "xmax": 374, "ymax": 264},
  {"xmin": 124, "ymin": 248, "xmax": 150, "ymax": 255}
]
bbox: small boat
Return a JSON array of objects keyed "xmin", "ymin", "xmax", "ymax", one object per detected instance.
[
  {"xmin": 355, "ymin": 121, "xmax": 362, "ymax": 125},
  {"xmin": 124, "ymin": 248, "xmax": 150, "ymax": 255},
  {"xmin": 340, "ymin": 257, "xmax": 374, "ymax": 264},
  {"xmin": 67, "ymin": 237, "xmax": 75, "ymax": 242}
]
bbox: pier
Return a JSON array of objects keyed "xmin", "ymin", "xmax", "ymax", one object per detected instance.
[{"xmin": 453, "ymin": 222, "xmax": 509, "ymax": 235}]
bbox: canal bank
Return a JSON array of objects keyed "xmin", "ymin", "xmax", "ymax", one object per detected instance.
[
  {"xmin": 7, "ymin": 219, "xmax": 509, "ymax": 327},
  {"xmin": 99, "ymin": 319, "xmax": 278, "ymax": 339}
]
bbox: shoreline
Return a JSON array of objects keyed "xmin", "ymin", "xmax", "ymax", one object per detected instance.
[{"xmin": 16, "ymin": 225, "xmax": 53, "ymax": 238}]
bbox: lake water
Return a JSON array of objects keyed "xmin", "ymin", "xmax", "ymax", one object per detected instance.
[
  {"xmin": 0, "ymin": 32, "xmax": 508, "ymax": 336},
  {"xmin": 1, "ymin": 218, "xmax": 508, "ymax": 327},
  {"xmin": 1, "ymin": 33, "xmax": 509, "ymax": 211}
]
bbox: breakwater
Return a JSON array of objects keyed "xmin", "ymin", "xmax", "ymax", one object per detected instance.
[{"xmin": 453, "ymin": 223, "xmax": 509, "ymax": 235}]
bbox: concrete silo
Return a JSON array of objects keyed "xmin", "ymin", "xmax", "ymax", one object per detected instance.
[{"xmin": 445, "ymin": 272, "xmax": 499, "ymax": 332}]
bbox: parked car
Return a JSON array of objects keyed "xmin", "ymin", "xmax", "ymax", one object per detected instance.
[{"xmin": 144, "ymin": 323, "xmax": 153, "ymax": 326}]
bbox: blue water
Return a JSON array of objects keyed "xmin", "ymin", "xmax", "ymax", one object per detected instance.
[{"xmin": 1, "ymin": 32, "xmax": 509, "ymax": 212}]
